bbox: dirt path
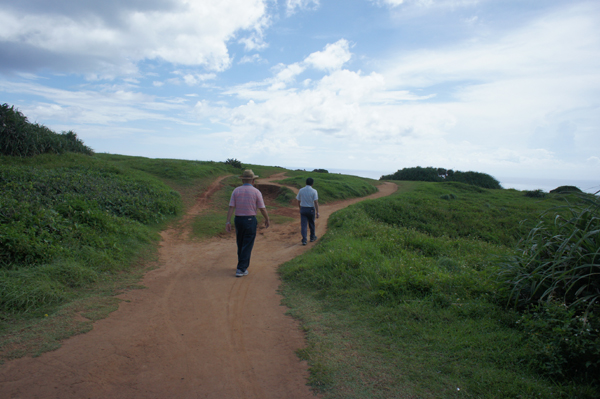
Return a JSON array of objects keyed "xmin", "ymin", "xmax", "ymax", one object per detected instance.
[{"xmin": 1, "ymin": 176, "xmax": 397, "ymax": 399}]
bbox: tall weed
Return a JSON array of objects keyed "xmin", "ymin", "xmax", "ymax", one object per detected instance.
[{"xmin": 497, "ymin": 196, "xmax": 600, "ymax": 381}]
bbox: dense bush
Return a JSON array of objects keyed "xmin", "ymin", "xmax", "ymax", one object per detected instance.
[
  {"xmin": 312, "ymin": 168, "xmax": 329, "ymax": 173},
  {"xmin": 381, "ymin": 166, "xmax": 440, "ymax": 182},
  {"xmin": 497, "ymin": 195, "xmax": 600, "ymax": 381},
  {"xmin": 551, "ymin": 185, "xmax": 583, "ymax": 194},
  {"xmin": 381, "ymin": 166, "xmax": 502, "ymax": 189},
  {"xmin": 451, "ymin": 170, "xmax": 502, "ymax": 189},
  {"xmin": 0, "ymin": 104, "xmax": 94, "ymax": 157}
]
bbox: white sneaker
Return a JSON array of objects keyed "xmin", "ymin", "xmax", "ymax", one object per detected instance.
[{"xmin": 236, "ymin": 269, "xmax": 248, "ymax": 277}]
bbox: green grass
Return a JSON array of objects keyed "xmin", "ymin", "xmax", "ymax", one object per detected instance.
[
  {"xmin": 361, "ymin": 181, "xmax": 570, "ymax": 246},
  {"xmin": 192, "ymin": 211, "xmax": 227, "ymax": 239},
  {"xmin": 279, "ymin": 181, "xmax": 599, "ymax": 398}
]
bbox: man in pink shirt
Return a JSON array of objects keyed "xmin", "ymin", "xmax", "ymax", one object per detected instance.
[{"xmin": 226, "ymin": 169, "xmax": 270, "ymax": 277}]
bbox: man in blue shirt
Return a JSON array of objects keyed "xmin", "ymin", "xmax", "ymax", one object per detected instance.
[{"xmin": 296, "ymin": 177, "xmax": 319, "ymax": 245}]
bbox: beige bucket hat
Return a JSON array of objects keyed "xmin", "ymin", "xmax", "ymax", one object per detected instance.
[{"xmin": 239, "ymin": 169, "xmax": 259, "ymax": 179}]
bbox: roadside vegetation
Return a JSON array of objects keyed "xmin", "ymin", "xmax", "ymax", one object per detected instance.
[{"xmin": 280, "ymin": 181, "xmax": 599, "ymax": 398}]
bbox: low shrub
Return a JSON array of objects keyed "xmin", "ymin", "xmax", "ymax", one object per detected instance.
[
  {"xmin": 517, "ymin": 303, "xmax": 599, "ymax": 381},
  {"xmin": 224, "ymin": 158, "xmax": 242, "ymax": 169},
  {"xmin": 439, "ymin": 193, "xmax": 457, "ymax": 200},
  {"xmin": 524, "ymin": 189, "xmax": 546, "ymax": 198}
]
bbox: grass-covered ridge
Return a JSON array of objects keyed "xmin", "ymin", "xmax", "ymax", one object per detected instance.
[
  {"xmin": 280, "ymin": 182, "xmax": 599, "ymax": 398},
  {"xmin": 277, "ymin": 171, "xmax": 379, "ymax": 203},
  {"xmin": 0, "ymin": 153, "xmax": 185, "ymax": 315}
]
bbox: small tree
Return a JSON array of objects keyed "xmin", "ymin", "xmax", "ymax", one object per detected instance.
[{"xmin": 224, "ymin": 158, "xmax": 242, "ymax": 169}]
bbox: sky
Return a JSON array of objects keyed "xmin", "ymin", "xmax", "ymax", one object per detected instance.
[{"xmin": 1, "ymin": 0, "xmax": 599, "ymax": 192}]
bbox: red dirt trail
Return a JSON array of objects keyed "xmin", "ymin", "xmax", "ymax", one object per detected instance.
[{"xmin": 1, "ymin": 175, "xmax": 397, "ymax": 398}]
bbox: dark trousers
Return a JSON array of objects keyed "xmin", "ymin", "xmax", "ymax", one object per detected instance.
[
  {"xmin": 300, "ymin": 207, "xmax": 316, "ymax": 242},
  {"xmin": 234, "ymin": 216, "xmax": 257, "ymax": 272}
]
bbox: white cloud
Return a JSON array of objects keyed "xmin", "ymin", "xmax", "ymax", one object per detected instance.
[
  {"xmin": 304, "ymin": 39, "xmax": 352, "ymax": 71},
  {"xmin": 370, "ymin": 0, "xmax": 480, "ymax": 9},
  {"xmin": 239, "ymin": 54, "xmax": 264, "ymax": 64},
  {"xmin": 380, "ymin": 3, "xmax": 600, "ymax": 155},
  {"xmin": 0, "ymin": 0, "xmax": 269, "ymax": 76},
  {"xmin": 221, "ymin": 67, "xmax": 446, "ymax": 149},
  {"xmin": 384, "ymin": 4, "xmax": 600, "ymax": 87},
  {"xmin": 0, "ymin": 80, "xmax": 186, "ymax": 126},
  {"xmin": 229, "ymin": 39, "xmax": 353, "ymax": 91},
  {"xmin": 272, "ymin": 63, "xmax": 306, "ymax": 85},
  {"xmin": 286, "ymin": 0, "xmax": 320, "ymax": 16},
  {"xmin": 182, "ymin": 73, "xmax": 217, "ymax": 86}
]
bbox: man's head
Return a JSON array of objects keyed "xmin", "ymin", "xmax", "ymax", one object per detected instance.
[
  {"xmin": 306, "ymin": 177, "xmax": 314, "ymax": 186},
  {"xmin": 240, "ymin": 169, "xmax": 259, "ymax": 183}
]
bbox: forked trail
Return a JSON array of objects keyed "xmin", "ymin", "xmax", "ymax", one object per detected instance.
[{"xmin": 1, "ymin": 174, "xmax": 397, "ymax": 398}]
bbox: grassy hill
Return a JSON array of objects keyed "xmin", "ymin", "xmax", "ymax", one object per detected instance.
[{"xmin": 280, "ymin": 181, "xmax": 599, "ymax": 398}]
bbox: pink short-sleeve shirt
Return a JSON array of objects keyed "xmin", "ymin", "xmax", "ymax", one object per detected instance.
[{"xmin": 229, "ymin": 184, "xmax": 266, "ymax": 216}]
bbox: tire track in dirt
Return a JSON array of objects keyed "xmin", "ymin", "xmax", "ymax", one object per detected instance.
[{"xmin": 0, "ymin": 174, "xmax": 397, "ymax": 399}]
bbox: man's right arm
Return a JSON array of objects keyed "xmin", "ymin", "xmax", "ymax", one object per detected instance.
[{"xmin": 226, "ymin": 206, "xmax": 234, "ymax": 232}]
